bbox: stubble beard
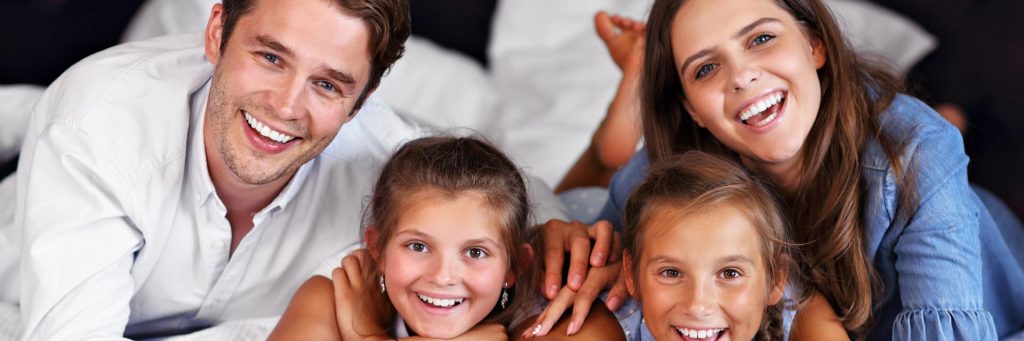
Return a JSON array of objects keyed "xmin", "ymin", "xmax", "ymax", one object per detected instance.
[{"xmin": 207, "ymin": 72, "xmax": 298, "ymax": 186}]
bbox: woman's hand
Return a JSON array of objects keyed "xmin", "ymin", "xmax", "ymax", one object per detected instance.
[{"xmin": 537, "ymin": 219, "xmax": 628, "ymax": 336}]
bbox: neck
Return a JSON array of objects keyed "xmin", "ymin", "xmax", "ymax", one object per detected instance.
[
  {"xmin": 203, "ymin": 119, "xmax": 294, "ymax": 254},
  {"xmin": 740, "ymin": 155, "xmax": 803, "ymax": 195}
]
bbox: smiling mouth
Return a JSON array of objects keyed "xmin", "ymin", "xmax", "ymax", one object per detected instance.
[
  {"xmin": 243, "ymin": 111, "xmax": 297, "ymax": 144},
  {"xmin": 676, "ymin": 327, "xmax": 726, "ymax": 340},
  {"xmin": 416, "ymin": 293, "xmax": 465, "ymax": 308},
  {"xmin": 738, "ymin": 91, "xmax": 786, "ymax": 127}
]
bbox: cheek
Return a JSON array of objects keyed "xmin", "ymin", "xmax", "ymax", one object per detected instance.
[
  {"xmin": 638, "ymin": 278, "xmax": 677, "ymax": 321},
  {"xmin": 720, "ymin": 282, "xmax": 769, "ymax": 328},
  {"xmin": 465, "ymin": 261, "xmax": 509, "ymax": 296}
]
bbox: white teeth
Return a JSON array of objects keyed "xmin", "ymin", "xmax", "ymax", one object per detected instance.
[
  {"xmin": 739, "ymin": 92, "xmax": 784, "ymax": 122},
  {"xmin": 416, "ymin": 293, "xmax": 464, "ymax": 308},
  {"xmin": 676, "ymin": 327, "xmax": 724, "ymax": 339},
  {"xmin": 244, "ymin": 112, "xmax": 296, "ymax": 143}
]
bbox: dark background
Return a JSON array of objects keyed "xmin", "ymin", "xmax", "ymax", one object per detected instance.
[{"xmin": 1, "ymin": 0, "xmax": 1021, "ymax": 219}]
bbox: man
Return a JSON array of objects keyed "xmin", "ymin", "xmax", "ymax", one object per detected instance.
[{"xmin": 0, "ymin": 0, "xmax": 419, "ymax": 338}]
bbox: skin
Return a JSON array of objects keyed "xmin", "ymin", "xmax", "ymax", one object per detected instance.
[
  {"xmin": 381, "ymin": 192, "xmax": 517, "ymax": 338},
  {"xmin": 672, "ymin": 0, "xmax": 826, "ymax": 192},
  {"xmin": 202, "ymin": 0, "xmax": 373, "ymax": 252},
  {"xmin": 623, "ymin": 205, "xmax": 785, "ymax": 341},
  {"xmin": 790, "ymin": 292, "xmax": 849, "ymax": 340}
]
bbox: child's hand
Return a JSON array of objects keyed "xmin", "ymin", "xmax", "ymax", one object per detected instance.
[
  {"xmin": 595, "ymin": 11, "xmax": 646, "ymax": 73},
  {"xmin": 332, "ymin": 251, "xmax": 388, "ymax": 340}
]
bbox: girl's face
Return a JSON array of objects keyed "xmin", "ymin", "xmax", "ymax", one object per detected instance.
[
  {"xmin": 672, "ymin": 0, "xmax": 826, "ymax": 179},
  {"xmin": 624, "ymin": 204, "xmax": 784, "ymax": 341},
  {"xmin": 380, "ymin": 192, "xmax": 513, "ymax": 338}
]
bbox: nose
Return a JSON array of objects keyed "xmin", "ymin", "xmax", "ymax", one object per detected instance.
[
  {"xmin": 729, "ymin": 63, "xmax": 760, "ymax": 93},
  {"xmin": 267, "ymin": 73, "xmax": 307, "ymax": 120},
  {"xmin": 682, "ymin": 280, "xmax": 718, "ymax": 318},
  {"xmin": 427, "ymin": 253, "xmax": 460, "ymax": 287}
]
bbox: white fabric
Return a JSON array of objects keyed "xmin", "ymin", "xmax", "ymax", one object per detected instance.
[
  {"xmin": 0, "ymin": 34, "xmax": 424, "ymax": 340},
  {"xmin": 825, "ymin": 0, "xmax": 936, "ymax": 74},
  {"xmin": 0, "ymin": 86, "xmax": 44, "ymax": 163}
]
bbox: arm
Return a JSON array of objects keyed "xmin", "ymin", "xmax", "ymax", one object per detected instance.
[
  {"xmin": 18, "ymin": 119, "xmax": 141, "ymax": 340},
  {"xmin": 888, "ymin": 120, "xmax": 997, "ymax": 339},
  {"xmin": 790, "ymin": 292, "xmax": 848, "ymax": 341},
  {"xmin": 512, "ymin": 301, "xmax": 625, "ymax": 341}
]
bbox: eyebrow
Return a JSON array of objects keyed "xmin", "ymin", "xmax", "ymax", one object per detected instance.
[
  {"xmin": 646, "ymin": 254, "xmax": 756, "ymax": 266},
  {"xmin": 256, "ymin": 34, "xmax": 357, "ymax": 91},
  {"xmin": 679, "ymin": 17, "xmax": 783, "ymax": 75}
]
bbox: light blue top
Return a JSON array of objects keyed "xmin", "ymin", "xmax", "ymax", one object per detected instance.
[{"xmin": 594, "ymin": 94, "xmax": 1024, "ymax": 340}]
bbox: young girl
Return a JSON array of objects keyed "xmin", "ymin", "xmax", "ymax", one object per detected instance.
[
  {"xmin": 622, "ymin": 151, "xmax": 803, "ymax": 341},
  {"xmin": 268, "ymin": 136, "xmax": 537, "ymax": 340},
  {"xmin": 271, "ymin": 136, "xmax": 622, "ymax": 340},
  {"xmin": 540, "ymin": 0, "xmax": 1024, "ymax": 339}
]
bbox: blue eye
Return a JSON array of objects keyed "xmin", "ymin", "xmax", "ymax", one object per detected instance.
[
  {"xmin": 317, "ymin": 80, "xmax": 337, "ymax": 93},
  {"xmin": 465, "ymin": 248, "xmax": 489, "ymax": 259},
  {"xmin": 262, "ymin": 53, "xmax": 280, "ymax": 64},
  {"xmin": 696, "ymin": 63, "xmax": 717, "ymax": 79},
  {"xmin": 407, "ymin": 242, "xmax": 429, "ymax": 253},
  {"xmin": 659, "ymin": 268, "xmax": 681, "ymax": 278},
  {"xmin": 751, "ymin": 33, "xmax": 775, "ymax": 46}
]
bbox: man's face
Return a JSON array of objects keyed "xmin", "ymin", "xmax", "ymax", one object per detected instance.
[{"xmin": 203, "ymin": 0, "xmax": 372, "ymax": 186}]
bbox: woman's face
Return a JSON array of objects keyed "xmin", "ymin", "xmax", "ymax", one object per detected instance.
[
  {"xmin": 624, "ymin": 204, "xmax": 785, "ymax": 341},
  {"xmin": 671, "ymin": 0, "xmax": 826, "ymax": 179},
  {"xmin": 381, "ymin": 192, "xmax": 512, "ymax": 338}
]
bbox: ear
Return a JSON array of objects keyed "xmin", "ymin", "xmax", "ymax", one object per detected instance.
[
  {"xmin": 682, "ymin": 98, "xmax": 706, "ymax": 128},
  {"xmin": 768, "ymin": 262, "xmax": 788, "ymax": 305},
  {"xmin": 622, "ymin": 251, "xmax": 638, "ymax": 298},
  {"xmin": 505, "ymin": 242, "xmax": 535, "ymax": 286},
  {"xmin": 204, "ymin": 3, "xmax": 226, "ymax": 65},
  {"xmin": 363, "ymin": 227, "xmax": 382, "ymax": 265},
  {"xmin": 810, "ymin": 36, "xmax": 827, "ymax": 70}
]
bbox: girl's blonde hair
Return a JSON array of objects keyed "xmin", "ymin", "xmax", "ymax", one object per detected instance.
[{"xmin": 623, "ymin": 151, "xmax": 795, "ymax": 341}]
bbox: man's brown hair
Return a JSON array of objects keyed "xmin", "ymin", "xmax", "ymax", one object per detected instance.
[{"xmin": 220, "ymin": 0, "xmax": 411, "ymax": 110}]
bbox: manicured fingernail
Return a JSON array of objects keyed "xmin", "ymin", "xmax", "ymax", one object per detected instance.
[
  {"xmin": 592, "ymin": 251, "xmax": 605, "ymax": 265},
  {"xmin": 548, "ymin": 284, "xmax": 558, "ymax": 298},
  {"xmin": 532, "ymin": 324, "xmax": 543, "ymax": 336},
  {"xmin": 567, "ymin": 320, "xmax": 580, "ymax": 335},
  {"xmin": 570, "ymin": 274, "xmax": 583, "ymax": 288}
]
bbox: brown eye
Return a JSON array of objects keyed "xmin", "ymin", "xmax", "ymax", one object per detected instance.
[
  {"xmin": 659, "ymin": 268, "xmax": 681, "ymax": 278},
  {"xmin": 719, "ymin": 269, "xmax": 742, "ymax": 279}
]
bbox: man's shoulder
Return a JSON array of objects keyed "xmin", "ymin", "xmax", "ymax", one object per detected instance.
[{"xmin": 37, "ymin": 34, "xmax": 212, "ymax": 129}]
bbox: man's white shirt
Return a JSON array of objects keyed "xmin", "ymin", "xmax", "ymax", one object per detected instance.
[{"xmin": 0, "ymin": 33, "xmax": 566, "ymax": 340}]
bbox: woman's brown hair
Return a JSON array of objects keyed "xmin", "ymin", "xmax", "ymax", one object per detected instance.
[
  {"xmin": 640, "ymin": 0, "xmax": 915, "ymax": 337},
  {"xmin": 358, "ymin": 136, "xmax": 534, "ymax": 334},
  {"xmin": 623, "ymin": 151, "xmax": 795, "ymax": 341}
]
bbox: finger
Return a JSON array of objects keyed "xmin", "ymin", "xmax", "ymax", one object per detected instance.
[
  {"xmin": 342, "ymin": 256, "xmax": 363, "ymax": 289},
  {"xmin": 542, "ymin": 220, "xmax": 568, "ymax": 299},
  {"xmin": 594, "ymin": 11, "xmax": 618, "ymax": 43},
  {"xmin": 606, "ymin": 273, "xmax": 629, "ymax": 312},
  {"xmin": 331, "ymin": 267, "xmax": 350, "ymax": 294},
  {"xmin": 566, "ymin": 229, "xmax": 592, "ymax": 291},
  {"xmin": 588, "ymin": 221, "xmax": 613, "ymax": 267},
  {"xmin": 568, "ymin": 269, "xmax": 609, "ymax": 336},
  {"xmin": 529, "ymin": 287, "xmax": 577, "ymax": 337},
  {"xmin": 610, "ymin": 230, "xmax": 623, "ymax": 262}
]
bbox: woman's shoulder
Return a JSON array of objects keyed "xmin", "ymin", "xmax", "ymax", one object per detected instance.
[{"xmin": 862, "ymin": 94, "xmax": 966, "ymax": 171}]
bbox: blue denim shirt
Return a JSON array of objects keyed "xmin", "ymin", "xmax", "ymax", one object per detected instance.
[{"xmin": 595, "ymin": 95, "xmax": 1024, "ymax": 340}]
